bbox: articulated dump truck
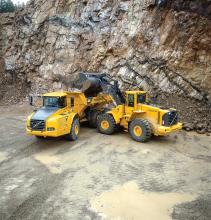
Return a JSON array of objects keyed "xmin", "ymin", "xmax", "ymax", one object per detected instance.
[{"xmin": 26, "ymin": 72, "xmax": 182, "ymax": 142}]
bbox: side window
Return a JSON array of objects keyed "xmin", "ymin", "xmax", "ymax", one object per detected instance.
[
  {"xmin": 70, "ymin": 97, "xmax": 74, "ymax": 107},
  {"xmin": 58, "ymin": 97, "xmax": 66, "ymax": 108},
  {"xmin": 137, "ymin": 94, "xmax": 146, "ymax": 104},
  {"xmin": 127, "ymin": 94, "xmax": 134, "ymax": 107}
]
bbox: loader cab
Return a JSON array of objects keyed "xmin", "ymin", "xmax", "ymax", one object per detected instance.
[{"xmin": 125, "ymin": 91, "xmax": 147, "ymax": 114}]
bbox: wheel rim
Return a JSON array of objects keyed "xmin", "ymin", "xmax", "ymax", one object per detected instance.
[
  {"xmin": 101, "ymin": 120, "xmax": 109, "ymax": 130},
  {"xmin": 74, "ymin": 124, "xmax": 79, "ymax": 135},
  {"xmin": 133, "ymin": 125, "xmax": 142, "ymax": 136}
]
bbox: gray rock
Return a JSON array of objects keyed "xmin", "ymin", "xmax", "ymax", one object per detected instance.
[{"xmin": 183, "ymin": 122, "xmax": 194, "ymax": 131}]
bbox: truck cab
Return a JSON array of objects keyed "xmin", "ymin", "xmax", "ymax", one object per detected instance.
[{"xmin": 26, "ymin": 92, "xmax": 87, "ymax": 140}]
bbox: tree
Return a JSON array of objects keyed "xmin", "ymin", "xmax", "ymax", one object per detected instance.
[
  {"xmin": 15, "ymin": 1, "xmax": 25, "ymax": 10},
  {"xmin": 0, "ymin": 0, "xmax": 15, "ymax": 13}
]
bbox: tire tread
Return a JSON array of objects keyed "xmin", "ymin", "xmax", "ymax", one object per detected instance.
[
  {"xmin": 97, "ymin": 113, "xmax": 116, "ymax": 135},
  {"xmin": 129, "ymin": 119, "xmax": 152, "ymax": 142}
]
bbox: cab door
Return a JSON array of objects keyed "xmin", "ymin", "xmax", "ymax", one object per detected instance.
[
  {"xmin": 125, "ymin": 94, "xmax": 135, "ymax": 115},
  {"xmin": 70, "ymin": 96, "xmax": 74, "ymax": 112}
]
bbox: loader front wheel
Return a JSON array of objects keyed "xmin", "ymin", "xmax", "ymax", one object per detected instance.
[
  {"xmin": 129, "ymin": 119, "xmax": 152, "ymax": 142},
  {"xmin": 97, "ymin": 114, "xmax": 116, "ymax": 135},
  {"xmin": 66, "ymin": 118, "xmax": 80, "ymax": 141}
]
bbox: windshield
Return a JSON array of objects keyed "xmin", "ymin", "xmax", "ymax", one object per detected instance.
[
  {"xmin": 43, "ymin": 97, "xmax": 66, "ymax": 108},
  {"xmin": 137, "ymin": 94, "xmax": 147, "ymax": 104}
]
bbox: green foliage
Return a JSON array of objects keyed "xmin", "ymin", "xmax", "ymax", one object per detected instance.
[
  {"xmin": 15, "ymin": 1, "xmax": 25, "ymax": 11},
  {"xmin": 0, "ymin": 0, "xmax": 15, "ymax": 13}
]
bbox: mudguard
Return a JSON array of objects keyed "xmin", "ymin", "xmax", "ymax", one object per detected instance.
[
  {"xmin": 106, "ymin": 110, "xmax": 120, "ymax": 124},
  {"xmin": 66, "ymin": 112, "xmax": 79, "ymax": 131}
]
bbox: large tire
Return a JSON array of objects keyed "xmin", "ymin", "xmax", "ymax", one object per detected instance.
[
  {"xmin": 129, "ymin": 119, "xmax": 152, "ymax": 142},
  {"xmin": 97, "ymin": 113, "xmax": 116, "ymax": 135},
  {"xmin": 88, "ymin": 110, "xmax": 100, "ymax": 128},
  {"xmin": 66, "ymin": 117, "xmax": 80, "ymax": 141}
]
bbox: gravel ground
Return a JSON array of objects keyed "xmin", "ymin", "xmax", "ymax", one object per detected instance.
[{"xmin": 0, "ymin": 104, "xmax": 210, "ymax": 220}]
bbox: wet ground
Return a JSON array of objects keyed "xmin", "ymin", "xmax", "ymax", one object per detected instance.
[{"xmin": 0, "ymin": 104, "xmax": 210, "ymax": 220}]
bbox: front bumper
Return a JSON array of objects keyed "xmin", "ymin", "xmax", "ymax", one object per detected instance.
[
  {"xmin": 26, "ymin": 128, "xmax": 60, "ymax": 137},
  {"xmin": 156, "ymin": 123, "xmax": 183, "ymax": 136}
]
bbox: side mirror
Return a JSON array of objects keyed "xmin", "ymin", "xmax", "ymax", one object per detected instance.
[{"xmin": 29, "ymin": 96, "xmax": 33, "ymax": 106}]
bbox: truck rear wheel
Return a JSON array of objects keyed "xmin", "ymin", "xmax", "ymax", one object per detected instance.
[
  {"xmin": 129, "ymin": 119, "xmax": 152, "ymax": 142},
  {"xmin": 88, "ymin": 110, "xmax": 100, "ymax": 128},
  {"xmin": 35, "ymin": 136, "xmax": 43, "ymax": 139},
  {"xmin": 97, "ymin": 113, "xmax": 116, "ymax": 135},
  {"xmin": 66, "ymin": 118, "xmax": 80, "ymax": 141}
]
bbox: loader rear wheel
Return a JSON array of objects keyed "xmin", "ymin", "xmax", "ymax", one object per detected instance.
[
  {"xmin": 66, "ymin": 118, "xmax": 80, "ymax": 141},
  {"xmin": 97, "ymin": 114, "xmax": 116, "ymax": 135},
  {"xmin": 129, "ymin": 119, "xmax": 152, "ymax": 142}
]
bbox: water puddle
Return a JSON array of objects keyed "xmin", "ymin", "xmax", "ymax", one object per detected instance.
[
  {"xmin": 90, "ymin": 181, "xmax": 196, "ymax": 220},
  {"xmin": 34, "ymin": 150, "xmax": 62, "ymax": 174},
  {"xmin": 0, "ymin": 151, "xmax": 8, "ymax": 162}
]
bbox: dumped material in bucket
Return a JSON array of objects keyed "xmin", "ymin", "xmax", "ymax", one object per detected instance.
[
  {"xmin": 72, "ymin": 72, "xmax": 104, "ymax": 97},
  {"xmin": 72, "ymin": 72, "xmax": 125, "ymax": 105}
]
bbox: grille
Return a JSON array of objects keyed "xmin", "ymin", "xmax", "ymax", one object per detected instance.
[
  {"xmin": 30, "ymin": 119, "xmax": 45, "ymax": 131},
  {"xmin": 162, "ymin": 110, "xmax": 178, "ymax": 127}
]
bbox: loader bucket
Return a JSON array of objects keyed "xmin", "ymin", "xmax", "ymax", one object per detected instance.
[{"xmin": 72, "ymin": 72, "xmax": 104, "ymax": 97}]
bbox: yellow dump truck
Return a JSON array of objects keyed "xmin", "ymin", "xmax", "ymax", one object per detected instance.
[
  {"xmin": 26, "ymin": 90, "xmax": 111, "ymax": 140},
  {"xmin": 27, "ymin": 72, "xmax": 182, "ymax": 142}
]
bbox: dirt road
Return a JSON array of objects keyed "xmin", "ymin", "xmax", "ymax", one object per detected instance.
[{"xmin": 0, "ymin": 105, "xmax": 210, "ymax": 220}]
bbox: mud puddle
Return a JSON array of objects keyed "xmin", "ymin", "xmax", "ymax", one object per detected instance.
[
  {"xmin": 0, "ymin": 151, "xmax": 8, "ymax": 162},
  {"xmin": 90, "ymin": 181, "xmax": 197, "ymax": 220},
  {"xmin": 34, "ymin": 149, "xmax": 62, "ymax": 174}
]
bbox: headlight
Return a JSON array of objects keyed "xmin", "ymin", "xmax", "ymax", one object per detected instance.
[{"xmin": 47, "ymin": 127, "xmax": 55, "ymax": 131}]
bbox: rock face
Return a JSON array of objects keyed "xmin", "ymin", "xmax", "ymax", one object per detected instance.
[
  {"xmin": 0, "ymin": 0, "xmax": 211, "ymax": 131},
  {"xmin": 0, "ymin": 12, "xmax": 29, "ymax": 103}
]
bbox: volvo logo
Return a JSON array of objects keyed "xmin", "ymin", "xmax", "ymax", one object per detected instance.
[
  {"xmin": 31, "ymin": 120, "xmax": 44, "ymax": 130},
  {"xmin": 32, "ymin": 121, "xmax": 42, "ymax": 128}
]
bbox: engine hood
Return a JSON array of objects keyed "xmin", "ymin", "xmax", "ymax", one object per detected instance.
[{"xmin": 31, "ymin": 107, "xmax": 59, "ymax": 121}]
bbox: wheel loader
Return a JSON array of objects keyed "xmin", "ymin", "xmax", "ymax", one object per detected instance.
[
  {"xmin": 75, "ymin": 73, "xmax": 182, "ymax": 142},
  {"xmin": 26, "ymin": 72, "xmax": 182, "ymax": 142}
]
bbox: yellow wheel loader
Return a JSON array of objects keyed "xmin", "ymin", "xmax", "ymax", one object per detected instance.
[
  {"xmin": 73, "ymin": 72, "xmax": 182, "ymax": 142},
  {"xmin": 96, "ymin": 90, "xmax": 182, "ymax": 142}
]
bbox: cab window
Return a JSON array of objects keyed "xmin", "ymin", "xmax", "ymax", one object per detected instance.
[
  {"xmin": 137, "ymin": 94, "xmax": 146, "ymax": 104},
  {"xmin": 70, "ymin": 97, "xmax": 74, "ymax": 107},
  {"xmin": 127, "ymin": 94, "xmax": 134, "ymax": 107},
  {"xmin": 43, "ymin": 97, "xmax": 66, "ymax": 108}
]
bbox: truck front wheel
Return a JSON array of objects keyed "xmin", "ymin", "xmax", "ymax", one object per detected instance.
[
  {"xmin": 88, "ymin": 110, "xmax": 100, "ymax": 128},
  {"xmin": 66, "ymin": 118, "xmax": 80, "ymax": 141}
]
